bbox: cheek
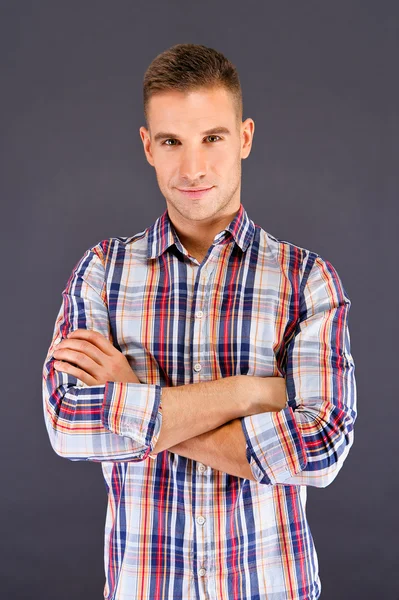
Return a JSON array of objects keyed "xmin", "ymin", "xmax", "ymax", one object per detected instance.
[
  {"xmin": 206, "ymin": 152, "xmax": 233, "ymax": 177},
  {"xmin": 154, "ymin": 166, "xmax": 170, "ymax": 189},
  {"xmin": 220, "ymin": 146, "xmax": 240, "ymax": 168},
  {"xmin": 219, "ymin": 155, "xmax": 240, "ymax": 181},
  {"xmin": 154, "ymin": 158, "xmax": 175, "ymax": 183}
]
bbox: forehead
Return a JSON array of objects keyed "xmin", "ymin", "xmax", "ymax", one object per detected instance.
[{"xmin": 148, "ymin": 87, "xmax": 236, "ymax": 133}]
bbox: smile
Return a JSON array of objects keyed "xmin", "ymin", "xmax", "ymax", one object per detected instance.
[{"xmin": 177, "ymin": 187, "xmax": 214, "ymax": 199}]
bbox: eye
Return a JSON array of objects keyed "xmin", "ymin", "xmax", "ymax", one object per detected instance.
[
  {"xmin": 161, "ymin": 135, "xmax": 222, "ymax": 146},
  {"xmin": 205, "ymin": 135, "xmax": 221, "ymax": 142}
]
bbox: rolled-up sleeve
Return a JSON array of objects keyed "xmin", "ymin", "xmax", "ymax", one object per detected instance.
[
  {"xmin": 42, "ymin": 243, "xmax": 163, "ymax": 462},
  {"xmin": 241, "ymin": 253, "xmax": 357, "ymax": 487}
]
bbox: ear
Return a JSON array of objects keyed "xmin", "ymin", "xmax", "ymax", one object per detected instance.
[{"xmin": 139, "ymin": 126, "xmax": 155, "ymax": 167}]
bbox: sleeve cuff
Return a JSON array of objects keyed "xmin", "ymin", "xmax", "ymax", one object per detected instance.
[
  {"xmin": 241, "ymin": 406, "xmax": 307, "ymax": 484},
  {"xmin": 101, "ymin": 381, "xmax": 163, "ymax": 458}
]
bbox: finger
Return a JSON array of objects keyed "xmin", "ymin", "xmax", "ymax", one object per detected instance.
[
  {"xmin": 53, "ymin": 348, "xmax": 102, "ymax": 379},
  {"xmin": 53, "ymin": 360, "xmax": 99, "ymax": 386},
  {"xmin": 54, "ymin": 338, "xmax": 105, "ymax": 366},
  {"xmin": 66, "ymin": 329, "xmax": 115, "ymax": 356}
]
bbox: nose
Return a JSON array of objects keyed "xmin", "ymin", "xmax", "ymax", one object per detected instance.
[{"xmin": 179, "ymin": 146, "xmax": 207, "ymax": 182}]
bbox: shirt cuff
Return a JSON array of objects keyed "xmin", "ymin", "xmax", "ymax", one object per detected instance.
[
  {"xmin": 101, "ymin": 381, "xmax": 163, "ymax": 459},
  {"xmin": 241, "ymin": 406, "xmax": 307, "ymax": 484}
]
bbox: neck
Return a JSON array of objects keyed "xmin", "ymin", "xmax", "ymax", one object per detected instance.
[{"xmin": 169, "ymin": 204, "xmax": 241, "ymax": 262}]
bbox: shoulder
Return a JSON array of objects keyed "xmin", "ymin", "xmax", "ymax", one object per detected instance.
[
  {"xmin": 88, "ymin": 226, "xmax": 150, "ymax": 264},
  {"xmin": 255, "ymin": 224, "xmax": 319, "ymax": 278},
  {"xmin": 254, "ymin": 224, "xmax": 349, "ymax": 300}
]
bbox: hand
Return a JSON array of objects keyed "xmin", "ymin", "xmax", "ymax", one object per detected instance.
[{"xmin": 52, "ymin": 328, "xmax": 141, "ymax": 386}]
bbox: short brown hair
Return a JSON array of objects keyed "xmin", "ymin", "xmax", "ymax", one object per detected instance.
[{"xmin": 143, "ymin": 43, "xmax": 243, "ymax": 131}]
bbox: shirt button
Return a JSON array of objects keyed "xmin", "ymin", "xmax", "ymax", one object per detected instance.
[
  {"xmin": 196, "ymin": 515, "xmax": 205, "ymax": 526},
  {"xmin": 195, "ymin": 310, "xmax": 203, "ymax": 318},
  {"xmin": 193, "ymin": 363, "xmax": 202, "ymax": 372},
  {"xmin": 198, "ymin": 463, "xmax": 206, "ymax": 473},
  {"xmin": 198, "ymin": 568, "xmax": 206, "ymax": 576}
]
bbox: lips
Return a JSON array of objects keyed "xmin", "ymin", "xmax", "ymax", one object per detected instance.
[
  {"xmin": 178, "ymin": 187, "xmax": 212, "ymax": 191},
  {"xmin": 177, "ymin": 186, "xmax": 214, "ymax": 199}
]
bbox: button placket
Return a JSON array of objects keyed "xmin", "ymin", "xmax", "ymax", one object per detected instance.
[{"xmin": 191, "ymin": 260, "xmax": 212, "ymax": 381}]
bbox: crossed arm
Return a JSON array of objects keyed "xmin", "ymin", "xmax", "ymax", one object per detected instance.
[
  {"xmin": 166, "ymin": 418, "xmax": 256, "ymax": 481},
  {"xmin": 45, "ymin": 246, "xmax": 356, "ymax": 487},
  {"xmin": 49, "ymin": 327, "xmax": 285, "ymax": 482},
  {"xmin": 144, "ymin": 368, "xmax": 286, "ymax": 482}
]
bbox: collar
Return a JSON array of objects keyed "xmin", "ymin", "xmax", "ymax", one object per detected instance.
[{"xmin": 147, "ymin": 203, "xmax": 256, "ymax": 260}]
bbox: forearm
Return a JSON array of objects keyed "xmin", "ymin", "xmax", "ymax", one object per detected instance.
[
  {"xmin": 165, "ymin": 418, "xmax": 256, "ymax": 481},
  {"xmin": 152, "ymin": 375, "xmax": 254, "ymax": 454},
  {"xmin": 154, "ymin": 376, "xmax": 288, "ymax": 481}
]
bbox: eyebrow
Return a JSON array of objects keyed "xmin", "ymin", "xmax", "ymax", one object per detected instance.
[{"xmin": 152, "ymin": 126, "xmax": 232, "ymax": 143}]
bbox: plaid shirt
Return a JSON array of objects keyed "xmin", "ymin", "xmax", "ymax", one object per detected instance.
[{"xmin": 42, "ymin": 203, "xmax": 357, "ymax": 600}]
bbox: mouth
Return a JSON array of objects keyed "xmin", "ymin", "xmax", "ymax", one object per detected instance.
[{"xmin": 176, "ymin": 186, "xmax": 214, "ymax": 199}]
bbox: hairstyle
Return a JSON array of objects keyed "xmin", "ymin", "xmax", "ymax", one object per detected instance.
[{"xmin": 143, "ymin": 43, "xmax": 243, "ymax": 132}]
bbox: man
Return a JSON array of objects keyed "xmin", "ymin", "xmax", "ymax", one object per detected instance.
[{"xmin": 42, "ymin": 43, "xmax": 357, "ymax": 600}]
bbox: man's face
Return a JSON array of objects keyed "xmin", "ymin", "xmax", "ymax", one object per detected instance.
[{"xmin": 139, "ymin": 86, "xmax": 254, "ymax": 225}]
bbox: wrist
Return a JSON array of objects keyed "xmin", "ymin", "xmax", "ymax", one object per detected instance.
[
  {"xmin": 256, "ymin": 375, "xmax": 287, "ymax": 413},
  {"xmin": 235, "ymin": 375, "xmax": 259, "ymax": 417}
]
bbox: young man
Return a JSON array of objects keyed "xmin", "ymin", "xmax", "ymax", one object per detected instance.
[{"xmin": 42, "ymin": 43, "xmax": 357, "ymax": 600}]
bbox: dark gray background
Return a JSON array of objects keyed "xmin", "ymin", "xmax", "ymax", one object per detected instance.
[{"xmin": 1, "ymin": 1, "xmax": 397, "ymax": 598}]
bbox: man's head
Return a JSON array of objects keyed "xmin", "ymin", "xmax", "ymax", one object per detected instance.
[{"xmin": 139, "ymin": 43, "xmax": 254, "ymax": 229}]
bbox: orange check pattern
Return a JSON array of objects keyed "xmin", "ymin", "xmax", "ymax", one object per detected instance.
[{"xmin": 42, "ymin": 203, "xmax": 357, "ymax": 599}]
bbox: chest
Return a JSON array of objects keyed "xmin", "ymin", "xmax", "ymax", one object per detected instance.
[{"xmin": 104, "ymin": 245, "xmax": 301, "ymax": 385}]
